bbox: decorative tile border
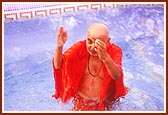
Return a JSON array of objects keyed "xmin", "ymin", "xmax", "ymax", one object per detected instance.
[{"xmin": 3, "ymin": 3, "xmax": 164, "ymax": 22}]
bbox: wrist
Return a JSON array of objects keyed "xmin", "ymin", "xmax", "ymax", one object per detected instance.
[
  {"xmin": 55, "ymin": 45, "xmax": 63, "ymax": 52},
  {"xmin": 56, "ymin": 40, "xmax": 65, "ymax": 47},
  {"xmin": 56, "ymin": 43, "xmax": 64, "ymax": 47},
  {"xmin": 102, "ymin": 54, "xmax": 110, "ymax": 63}
]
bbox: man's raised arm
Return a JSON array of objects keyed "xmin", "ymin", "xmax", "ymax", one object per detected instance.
[{"xmin": 54, "ymin": 26, "xmax": 67, "ymax": 69}]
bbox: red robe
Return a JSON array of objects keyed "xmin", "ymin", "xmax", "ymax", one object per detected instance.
[{"xmin": 52, "ymin": 40, "xmax": 128, "ymax": 110}]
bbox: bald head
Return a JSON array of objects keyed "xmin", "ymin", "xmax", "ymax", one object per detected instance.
[
  {"xmin": 88, "ymin": 23, "xmax": 109, "ymax": 34},
  {"xmin": 87, "ymin": 23, "xmax": 109, "ymax": 43},
  {"xmin": 86, "ymin": 23, "xmax": 110, "ymax": 56}
]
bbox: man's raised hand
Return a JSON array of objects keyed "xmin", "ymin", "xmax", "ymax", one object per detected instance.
[{"xmin": 56, "ymin": 26, "xmax": 67, "ymax": 47}]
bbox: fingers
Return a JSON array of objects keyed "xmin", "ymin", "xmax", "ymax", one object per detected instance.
[
  {"xmin": 94, "ymin": 39, "xmax": 108, "ymax": 60},
  {"xmin": 56, "ymin": 26, "xmax": 68, "ymax": 46},
  {"xmin": 57, "ymin": 26, "xmax": 67, "ymax": 38},
  {"xmin": 58, "ymin": 26, "xmax": 64, "ymax": 34},
  {"xmin": 94, "ymin": 39, "xmax": 106, "ymax": 53},
  {"xmin": 63, "ymin": 30, "xmax": 68, "ymax": 41}
]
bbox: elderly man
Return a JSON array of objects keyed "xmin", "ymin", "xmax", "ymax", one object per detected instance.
[{"xmin": 52, "ymin": 23, "xmax": 128, "ymax": 111}]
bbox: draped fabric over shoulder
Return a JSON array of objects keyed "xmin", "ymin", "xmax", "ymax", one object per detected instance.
[{"xmin": 52, "ymin": 40, "xmax": 128, "ymax": 110}]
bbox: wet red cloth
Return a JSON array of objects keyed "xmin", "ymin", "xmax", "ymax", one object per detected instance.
[
  {"xmin": 52, "ymin": 40, "xmax": 128, "ymax": 110},
  {"xmin": 72, "ymin": 94, "xmax": 100, "ymax": 111},
  {"xmin": 71, "ymin": 93, "xmax": 116, "ymax": 111}
]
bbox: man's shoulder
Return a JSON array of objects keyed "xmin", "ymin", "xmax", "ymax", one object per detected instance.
[
  {"xmin": 67, "ymin": 40, "xmax": 86, "ymax": 49},
  {"xmin": 64, "ymin": 40, "xmax": 87, "ymax": 56},
  {"xmin": 73, "ymin": 40, "xmax": 86, "ymax": 46},
  {"xmin": 108, "ymin": 43, "xmax": 122, "ymax": 52}
]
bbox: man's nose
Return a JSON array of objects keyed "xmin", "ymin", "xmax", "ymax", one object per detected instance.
[{"xmin": 90, "ymin": 44, "xmax": 95, "ymax": 50}]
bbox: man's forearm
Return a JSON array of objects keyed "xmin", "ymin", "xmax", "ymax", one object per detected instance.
[
  {"xmin": 54, "ymin": 45, "xmax": 63, "ymax": 69},
  {"xmin": 102, "ymin": 54, "xmax": 122, "ymax": 80}
]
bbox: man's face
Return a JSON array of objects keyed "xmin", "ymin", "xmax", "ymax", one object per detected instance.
[
  {"xmin": 86, "ymin": 31, "xmax": 109, "ymax": 56},
  {"xmin": 86, "ymin": 36, "xmax": 98, "ymax": 56}
]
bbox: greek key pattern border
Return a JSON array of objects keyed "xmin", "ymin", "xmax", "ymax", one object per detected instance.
[{"xmin": 4, "ymin": 3, "xmax": 164, "ymax": 22}]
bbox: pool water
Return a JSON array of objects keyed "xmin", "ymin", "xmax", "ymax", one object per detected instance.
[{"xmin": 3, "ymin": 4, "xmax": 165, "ymax": 111}]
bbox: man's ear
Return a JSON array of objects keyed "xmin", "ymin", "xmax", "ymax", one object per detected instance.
[{"xmin": 108, "ymin": 37, "xmax": 111, "ymax": 42}]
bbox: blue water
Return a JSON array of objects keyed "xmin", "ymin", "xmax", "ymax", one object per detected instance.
[{"xmin": 4, "ymin": 5, "xmax": 165, "ymax": 111}]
